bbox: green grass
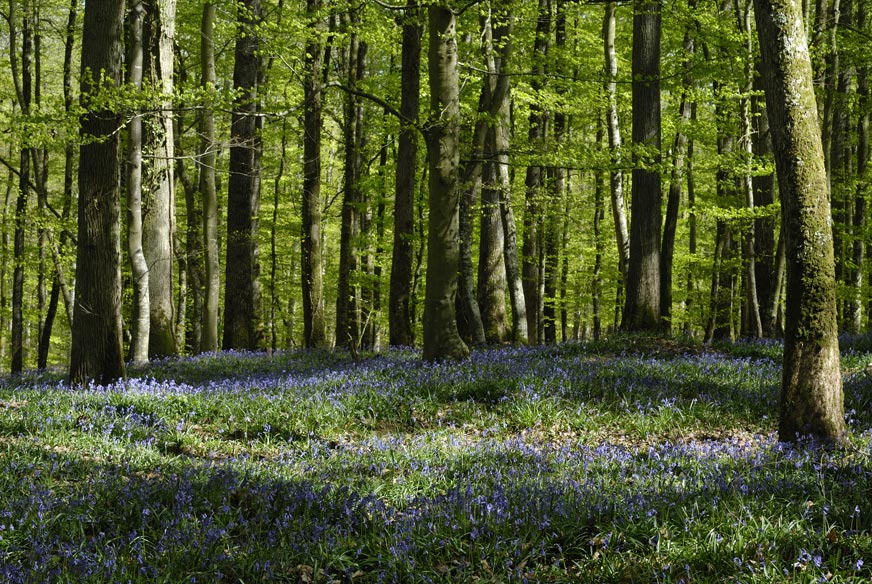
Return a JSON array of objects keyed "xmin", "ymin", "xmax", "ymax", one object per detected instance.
[{"xmin": 1, "ymin": 338, "xmax": 872, "ymax": 582}]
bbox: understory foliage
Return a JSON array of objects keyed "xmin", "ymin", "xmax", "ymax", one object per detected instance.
[{"xmin": 2, "ymin": 337, "xmax": 872, "ymax": 582}]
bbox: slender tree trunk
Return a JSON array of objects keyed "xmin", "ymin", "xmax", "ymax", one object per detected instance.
[
  {"xmin": 738, "ymin": 0, "xmax": 763, "ymax": 338},
  {"xmin": 199, "ymin": 1, "xmax": 220, "ymax": 352},
  {"xmin": 682, "ymin": 103, "xmax": 699, "ymax": 335},
  {"xmin": 70, "ymin": 0, "xmax": 126, "ymax": 385},
  {"xmin": 660, "ymin": 6, "xmax": 695, "ymax": 333},
  {"xmin": 422, "ymin": 3, "xmax": 469, "ymax": 362},
  {"xmin": 336, "ymin": 14, "xmax": 366, "ymax": 350},
  {"xmin": 593, "ymin": 125, "xmax": 606, "ymax": 340},
  {"xmin": 389, "ymin": 0, "xmax": 421, "ymax": 347},
  {"xmin": 32, "ymin": 6, "xmax": 49, "ymax": 368},
  {"xmin": 522, "ymin": 0, "xmax": 551, "ymax": 345},
  {"xmin": 603, "ymin": 1, "xmax": 630, "ymax": 289},
  {"xmin": 753, "ymin": 74, "xmax": 778, "ymax": 336},
  {"xmin": 754, "ymin": 0, "xmax": 846, "ymax": 442},
  {"xmin": 477, "ymin": 3, "xmax": 513, "ymax": 345},
  {"xmin": 142, "ymin": 0, "xmax": 177, "ymax": 358},
  {"xmin": 302, "ymin": 0, "xmax": 328, "ymax": 348},
  {"xmin": 849, "ymin": 0, "xmax": 869, "ymax": 333},
  {"xmin": 10, "ymin": 0, "xmax": 33, "ymax": 373},
  {"xmin": 127, "ymin": 1, "xmax": 150, "ymax": 364},
  {"xmin": 623, "ymin": 0, "xmax": 662, "ymax": 332},
  {"xmin": 223, "ymin": 0, "xmax": 265, "ymax": 350}
]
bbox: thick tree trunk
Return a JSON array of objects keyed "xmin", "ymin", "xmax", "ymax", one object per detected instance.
[
  {"xmin": 127, "ymin": 1, "xmax": 150, "ymax": 364},
  {"xmin": 142, "ymin": 0, "xmax": 177, "ymax": 358},
  {"xmin": 199, "ymin": 1, "xmax": 220, "ymax": 353},
  {"xmin": 70, "ymin": 0, "xmax": 126, "ymax": 385},
  {"xmin": 389, "ymin": 0, "xmax": 421, "ymax": 347},
  {"xmin": 754, "ymin": 0, "xmax": 846, "ymax": 443},
  {"xmin": 422, "ymin": 4, "xmax": 469, "ymax": 362},
  {"xmin": 223, "ymin": 0, "xmax": 265, "ymax": 350},
  {"xmin": 623, "ymin": 0, "xmax": 662, "ymax": 332}
]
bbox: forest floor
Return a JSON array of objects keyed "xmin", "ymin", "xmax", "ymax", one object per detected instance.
[{"xmin": 2, "ymin": 335, "xmax": 872, "ymax": 582}]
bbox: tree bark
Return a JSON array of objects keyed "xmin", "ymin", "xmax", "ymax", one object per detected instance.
[
  {"xmin": 660, "ymin": 4, "xmax": 695, "ymax": 333},
  {"xmin": 623, "ymin": 0, "xmax": 662, "ymax": 332},
  {"xmin": 522, "ymin": 0, "xmax": 551, "ymax": 345},
  {"xmin": 70, "ymin": 0, "xmax": 126, "ymax": 385},
  {"xmin": 389, "ymin": 0, "xmax": 421, "ymax": 347},
  {"xmin": 849, "ymin": 0, "xmax": 868, "ymax": 333},
  {"xmin": 754, "ymin": 0, "xmax": 846, "ymax": 442},
  {"xmin": 127, "ymin": 1, "xmax": 150, "ymax": 364},
  {"xmin": 142, "ymin": 0, "xmax": 177, "ymax": 358},
  {"xmin": 9, "ymin": 0, "xmax": 33, "ymax": 373},
  {"xmin": 603, "ymin": 1, "xmax": 630, "ymax": 290},
  {"xmin": 335, "ymin": 12, "xmax": 366, "ymax": 350},
  {"xmin": 223, "ymin": 0, "xmax": 265, "ymax": 350},
  {"xmin": 422, "ymin": 4, "xmax": 469, "ymax": 362},
  {"xmin": 199, "ymin": 1, "xmax": 220, "ymax": 353},
  {"xmin": 302, "ymin": 0, "xmax": 328, "ymax": 348}
]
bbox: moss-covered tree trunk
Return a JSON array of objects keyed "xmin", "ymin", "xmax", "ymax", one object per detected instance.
[
  {"xmin": 754, "ymin": 0, "xmax": 846, "ymax": 443},
  {"xmin": 422, "ymin": 4, "xmax": 469, "ymax": 362}
]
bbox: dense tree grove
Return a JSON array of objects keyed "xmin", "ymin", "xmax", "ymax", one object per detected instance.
[{"xmin": 0, "ymin": 0, "xmax": 862, "ymax": 439}]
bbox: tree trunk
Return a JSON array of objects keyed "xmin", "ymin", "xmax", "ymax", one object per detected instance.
[
  {"xmin": 495, "ymin": 100, "xmax": 527, "ymax": 345},
  {"xmin": 849, "ymin": 0, "xmax": 869, "ymax": 333},
  {"xmin": 142, "ymin": 0, "xmax": 177, "ymax": 358},
  {"xmin": 336, "ymin": 15, "xmax": 366, "ymax": 350},
  {"xmin": 389, "ymin": 0, "xmax": 421, "ymax": 347},
  {"xmin": 603, "ymin": 1, "xmax": 630, "ymax": 289},
  {"xmin": 40, "ymin": 0, "xmax": 79, "ymax": 365},
  {"xmin": 593, "ymin": 124, "xmax": 606, "ymax": 340},
  {"xmin": 738, "ymin": 0, "xmax": 763, "ymax": 338},
  {"xmin": 753, "ymin": 74, "xmax": 778, "ymax": 336},
  {"xmin": 70, "ymin": 0, "xmax": 126, "ymax": 385},
  {"xmin": 623, "ymin": 0, "xmax": 662, "ymax": 332},
  {"xmin": 660, "ymin": 5, "xmax": 695, "ymax": 333},
  {"xmin": 223, "ymin": 0, "xmax": 265, "ymax": 350},
  {"xmin": 422, "ymin": 4, "xmax": 469, "ymax": 362},
  {"xmin": 754, "ymin": 0, "xmax": 846, "ymax": 443},
  {"xmin": 302, "ymin": 0, "xmax": 328, "ymax": 348},
  {"xmin": 522, "ymin": 0, "xmax": 551, "ymax": 345},
  {"xmin": 199, "ymin": 1, "xmax": 220, "ymax": 352},
  {"xmin": 10, "ymin": 0, "xmax": 33, "ymax": 373},
  {"xmin": 127, "ymin": 1, "xmax": 150, "ymax": 364}
]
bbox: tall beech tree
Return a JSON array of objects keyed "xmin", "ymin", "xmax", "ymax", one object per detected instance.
[
  {"xmin": 223, "ymin": 0, "xmax": 265, "ymax": 350},
  {"xmin": 69, "ymin": 0, "xmax": 126, "ymax": 384},
  {"xmin": 422, "ymin": 3, "xmax": 469, "ymax": 362},
  {"xmin": 623, "ymin": 0, "xmax": 662, "ymax": 332},
  {"xmin": 302, "ymin": 0, "xmax": 328, "ymax": 349},
  {"xmin": 199, "ymin": 1, "xmax": 220, "ymax": 353},
  {"xmin": 142, "ymin": 0, "xmax": 177, "ymax": 358},
  {"xmin": 389, "ymin": 0, "xmax": 421, "ymax": 347},
  {"xmin": 754, "ymin": 0, "xmax": 846, "ymax": 442},
  {"xmin": 127, "ymin": 1, "xmax": 150, "ymax": 364}
]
